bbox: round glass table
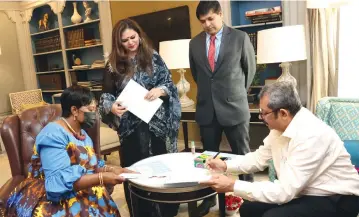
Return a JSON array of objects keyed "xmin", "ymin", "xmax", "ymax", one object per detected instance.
[{"xmin": 127, "ymin": 152, "xmax": 224, "ymax": 217}]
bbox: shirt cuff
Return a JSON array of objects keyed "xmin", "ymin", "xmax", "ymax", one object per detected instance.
[
  {"xmin": 226, "ymin": 160, "xmax": 239, "ymax": 173},
  {"xmin": 233, "ymin": 180, "xmax": 254, "ymax": 201},
  {"xmin": 225, "ymin": 157, "xmax": 244, "ymax": 174}
]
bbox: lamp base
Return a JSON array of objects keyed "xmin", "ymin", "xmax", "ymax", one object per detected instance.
[
  {"xmin": 176, "ymin": 68, "xmax": 194, "ymax": 107},
  {"xmin": 278, "ymin": 62, "xmax": 297, "ymax": 87},
  {"xmin": 180, "ymin": 94, "xmax": 194, "ymax": 107}
]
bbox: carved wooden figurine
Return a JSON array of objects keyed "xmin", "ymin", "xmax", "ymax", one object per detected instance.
[{"xmin": 38, "ymin": 13, "xmax": 49, "ymax": 31}]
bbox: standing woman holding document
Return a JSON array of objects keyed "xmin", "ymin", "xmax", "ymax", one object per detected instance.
[{"xmin": 99, "ymin": 19, "xmax": 181, "ymax": 217}]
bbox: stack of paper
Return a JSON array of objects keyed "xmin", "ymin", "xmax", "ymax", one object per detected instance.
[
  {"xmin": 127, "ymin": 160, "xmax": 211, "ymax": 187},
  {"xmin": 163, "ymin": 168, "xmax": 211, "ymax": 187},
  {"xmin": 117, "ymin": 79, "xmax": 163, "ymax": 123}
]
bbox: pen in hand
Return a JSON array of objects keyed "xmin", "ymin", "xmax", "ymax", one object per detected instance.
[{"xmin": 213, "ymin": 152, "xmax": 221, "ymax": 159}]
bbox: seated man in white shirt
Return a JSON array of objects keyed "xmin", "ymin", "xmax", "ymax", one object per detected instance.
[{"xmin": 200, "ymin": 81, "xmax": 359, "ymax": 217}]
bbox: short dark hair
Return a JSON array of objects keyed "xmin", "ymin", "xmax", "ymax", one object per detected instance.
[
  {"xmin": 61, "ymin": 85, "xmax": 95, "ymax": 118},
  {"xmin": 196, "ymin": 0, "xmax": 222, "ymax": 20},
  {"xmin": 259, "ymin": 81, "xmax": 302, "ymax": 117}
]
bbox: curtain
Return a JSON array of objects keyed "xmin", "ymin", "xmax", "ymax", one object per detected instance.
[{"xmin": 307, "ymin": 8, "xmax": 339, "ymax": 112}]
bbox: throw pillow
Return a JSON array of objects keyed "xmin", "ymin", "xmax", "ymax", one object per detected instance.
[
  {"xmin": 20, "ymin": 101, "xmax": 47, "ymax": 112},
  {"xmin": 343, "ymin": 140, "xmax": 359, "ymax": 169}
]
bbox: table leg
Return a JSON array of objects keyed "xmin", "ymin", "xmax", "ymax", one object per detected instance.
[
  {"xmin": 183, "ymin": 122, "xmax": 189, "ymax": 151},
  {"xmin": 129, "ymin": 184, "xmax": 138, "ymax": 217},
  {"xmin": 187, "ymin": 201, "xmax": 197, "ymax": 217},
  {"xmin": 219, "ymin": 193, "xmax": 225, "ymax": 217}
]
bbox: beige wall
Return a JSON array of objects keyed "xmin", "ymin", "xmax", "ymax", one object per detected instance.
[
  {"xmin": 0, "ymin": 12, "xmax": 25, "ymax": 114},
  {"xmin": 110, "ymin": 1, "xmax": 203, "ymax": 142}
]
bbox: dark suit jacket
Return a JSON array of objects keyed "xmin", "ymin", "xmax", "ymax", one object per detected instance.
[{"xmin": 189, "ymin": 25, "xmax": 256, "ymax": 126}]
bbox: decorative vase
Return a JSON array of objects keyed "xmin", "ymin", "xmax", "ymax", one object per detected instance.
[
  {"xmin": 71, "ymin": 2, "xmax": 82, "ymax": 24},
  {"xmin": 225, "ymin": 208, "xmax": 239, "ymax": 216}
]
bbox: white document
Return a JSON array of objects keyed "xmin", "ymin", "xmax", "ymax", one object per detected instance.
[
  {"xmin": 128, "ymin": 160, "xmax": 211, "ymax": 187},
  {"xmin": 119, "ymin": 173, "xmax": 144, "ymax": 179},
  {"xmin": 128, "ymin": 161, "xmax": 171, "ymax": 176},
  {"xmin": 116, "ymin": 79, "xmax": 163, "ymax": 123},
  {"xmin": 163, "ymin": 168, "xmax": 211, "ymax": 187}
]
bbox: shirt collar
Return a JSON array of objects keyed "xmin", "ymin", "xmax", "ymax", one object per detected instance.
[
  {"xmin": 206, "ymin": 25, "xmax": 224, "ymax": 40},
  {"xmin": 282, "ymin": 107, "xmax": 305, "ymax": 139}
]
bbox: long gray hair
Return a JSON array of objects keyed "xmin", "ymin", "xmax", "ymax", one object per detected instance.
[{"xmin": 259, "ymin": 81, "xmax": 302, "ymax": 116}]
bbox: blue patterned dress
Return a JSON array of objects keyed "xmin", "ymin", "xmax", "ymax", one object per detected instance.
[
  {"xmin": 5, "ymin": 122, "xmax": 120, "ymax": 217},
  {"xmin": 99, "ymin": 51, "xmax": 181, "ymax": 154}
]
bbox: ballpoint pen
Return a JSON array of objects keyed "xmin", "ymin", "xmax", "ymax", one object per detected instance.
[{"xmin": 213, "ymin": 152, "xmax": 220, "ymax": 159}]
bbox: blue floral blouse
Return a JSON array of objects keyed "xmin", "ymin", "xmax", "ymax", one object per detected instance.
[
  {"xmin": 99, "ymin": 51, "xmax": 181, "ymax": 153},
  {"xmin": 6, "ymin": 122, "xmax": 120, "ymax": 217}
]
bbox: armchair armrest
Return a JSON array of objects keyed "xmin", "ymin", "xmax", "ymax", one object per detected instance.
[{"xmin": 0, "ymin": 176, "xmax": 24, "ymax": 210}]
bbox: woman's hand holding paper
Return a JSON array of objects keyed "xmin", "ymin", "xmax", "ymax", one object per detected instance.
[
  {"xmin": 111, "ymin": 102, "xmax": 128, "ymax": 117},
  {"xmin": 144, "ymin": 88, "xmax": 164, "ymax": 101}
]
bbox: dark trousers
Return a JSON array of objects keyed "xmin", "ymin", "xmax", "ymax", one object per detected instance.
[
  {"xmin": 240, "ymin": 195, "xmax": 359, "ymax": 217},
  {"xmin": 199, "ymin": 113, "xmax": 253, "ymax": 181},
  {"xmin": 119, "ymin": 122, "xmax": 179, "ymax": 217},
  {"xmin": 199, "ymin": 113, "xmax": 253, "ymax": 209}
]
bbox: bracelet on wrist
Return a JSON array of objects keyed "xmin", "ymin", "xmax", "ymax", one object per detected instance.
[{"xmin": 98, "ymin": 172, "xmax": 104, "ymax": 186}]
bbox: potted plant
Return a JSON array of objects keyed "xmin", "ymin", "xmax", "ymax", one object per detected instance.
[
  {"xmin": 225, "ymin": 194, "xmax": 243, "ymax": 216},
  {"xmin": 252, "ymin": 63, "xmax": 267, "ymax": 86}
]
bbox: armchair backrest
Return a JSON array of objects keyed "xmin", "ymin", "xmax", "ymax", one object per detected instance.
[
  {"xmin": 1, "ymin": 104, "xmax": 100, "ymax": 177},
  {"xmin": 9, "ymin": 89, "xmax": 44, "ymax": 115},
  {"xmin": 315, "ymin": 97, "xmax": 359, "ymax": 140}
]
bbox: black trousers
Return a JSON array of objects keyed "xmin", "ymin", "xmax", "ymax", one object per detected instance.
[
  {"xmin": 199, "ymin": 113, "xmax": 253, "ymax": 181},
  {"xmin": 240, "ymin": 195, "xmax": 359, "ymax": 217},
  {"xmin": 119, "ymin": 122, "xmax": 179, "ymax": 217}
]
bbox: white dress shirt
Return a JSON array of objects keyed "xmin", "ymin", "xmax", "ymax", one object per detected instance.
[{"xmin": 226, "ymin": 107, "xmax": 359, "ymax": 204}]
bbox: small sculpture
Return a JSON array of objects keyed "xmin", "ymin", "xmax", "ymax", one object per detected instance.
[
  {"xmin": 38, "ymin": 13, "xmax": 49, "ymax": 31},
  {"xmin": 83, "ymin": 1, "xmax": 92, "ymax": 22}
]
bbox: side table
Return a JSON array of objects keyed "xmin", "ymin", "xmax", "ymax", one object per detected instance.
[{"xmin": 127, "ymin": 152, "xmax": 226, "ymax": 217}]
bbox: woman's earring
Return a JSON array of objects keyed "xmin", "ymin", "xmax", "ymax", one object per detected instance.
[
  {"xmin": 73, "ymin": 115, "xmax": 77, "ymax": 121},
  {"xmin": 139, "ymin": 38, "xmax": 142, "ymax": 44}
]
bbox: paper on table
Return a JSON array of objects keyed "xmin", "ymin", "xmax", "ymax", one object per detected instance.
[
  {"xmin": 128, "ymin": 161, "xmax": 171, "ymax": 176},
  {"xmin": 127, "ymin": 160, "xmax": 211, "ymax": 187},
  {"xmin": 163, "ymin": 168, "xmax": 211, "ymax": 187},
  {"xmin": 116, "ymin": 79, "xmax": 163, "ymax": 123}
]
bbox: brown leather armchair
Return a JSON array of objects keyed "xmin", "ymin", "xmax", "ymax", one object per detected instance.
[{"xmin": 0, "ymin": 104, "xmax": 100, "ymax": 212}]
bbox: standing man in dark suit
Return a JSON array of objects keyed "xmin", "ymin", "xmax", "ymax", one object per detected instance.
[{"xmin": 189, "ymin": 1, "xmax": 256, "ymax": 215}]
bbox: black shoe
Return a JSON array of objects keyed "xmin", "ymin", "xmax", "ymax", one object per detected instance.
[{"xmin": 191, "ymin": 197, "xmax": 217, "ymax": 216}]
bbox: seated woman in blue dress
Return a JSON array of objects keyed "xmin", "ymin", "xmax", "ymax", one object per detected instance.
[{"xmin": 6, "ymin": 85, "xmax": 131, "ymax": 217}]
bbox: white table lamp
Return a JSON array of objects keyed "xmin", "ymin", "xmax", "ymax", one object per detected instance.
[
  {"xmin": 159, "ymin": 39, "xmax": 194, "ymax": 107},
  {"xmin": 257, "ymin": 25, "xmax": 307, "ymax": 87},
  {"xmin": 307, "ymin": 0, "xmax": 353, "ymax": 8}
]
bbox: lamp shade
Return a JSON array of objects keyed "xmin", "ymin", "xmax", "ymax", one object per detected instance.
[
  {"xmin": 257, "ymin": 25, "xmax": 307, "ymax": 64},
  {"xmin": 307, "ymin": 0, "xmax": 353, "ymax": 8},
  {"xmin": 159, "ymin": 39, "xmax": 190, "ymax": 69}
]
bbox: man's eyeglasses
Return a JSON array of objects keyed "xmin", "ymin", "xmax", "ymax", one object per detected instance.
[{"xmin": 259, "ymin": 108, "xmax": 278, "ymax": 119}]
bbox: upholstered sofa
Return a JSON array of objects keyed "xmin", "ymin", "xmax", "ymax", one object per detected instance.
[{"xmin": 316, "ymin": 97, "xmax": 359, "ymax": 171}]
